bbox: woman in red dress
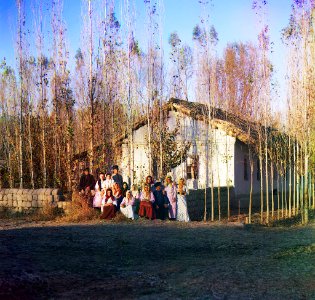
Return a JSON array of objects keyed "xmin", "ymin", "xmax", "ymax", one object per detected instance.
[
  {"xmin": 100, "ymin": 188, "xmax": 117, "ymax": 219},
  {"xmin": 138, "ymin": 183, "xmax": 155, "ymax": 219}
]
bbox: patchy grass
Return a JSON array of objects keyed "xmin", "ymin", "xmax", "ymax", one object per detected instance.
[
  {"xmin": 270, "ymin": 209, "xmax": 315, "ymax": 227},
  {"xmin": 272, "ymin": 243, "xmax": 315, "ymax": 259},
  {"xmin": 0, "ymin": 220, "xmax": 314, "ymax": 299}
]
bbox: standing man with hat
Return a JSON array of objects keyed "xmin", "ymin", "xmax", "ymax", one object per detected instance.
[{"xmin": 112, "ymin": 165, "xmax": 123, "ymax": 189}]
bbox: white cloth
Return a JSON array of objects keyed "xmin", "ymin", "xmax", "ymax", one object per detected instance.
[
  {"xmin": 93, "ymin": 180, "xmax": 106, "ymax": 208},
  {"xmin": 104, "ymin": 179, "xmax": 114, "ymax": 190},
  {"xmin": 176, "ymin": 186, "xmax": 190, "ymax": 222},
  {"xmin": 120, "ymin": 205, "xmax": 136, "ymax": 220}
]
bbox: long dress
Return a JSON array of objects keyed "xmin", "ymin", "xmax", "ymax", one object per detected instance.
[
  {"xmin": 120, "ymin": 196, "xmax": 136, "ymax": 220},
  {"xmin": 100, "ymin": 196, "xmax": 117, "ymax": 219},
  {"xmin": 138, "ymin": 192, "xmax": 155, "ymax": 219},
  {"xmin": 165, "ymin": 183, "xmax": 177, "ymax": 219},
  {"xmin": 176, "ymin": 185, "xmax": 190, "ymax": 222},
  {"xmin": 93, "ymin": 180, "xmax": 106, "ymax": 208}
]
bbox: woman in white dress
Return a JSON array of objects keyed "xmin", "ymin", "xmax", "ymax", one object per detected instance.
[
  {"xmin": 120, "ymin": 190, "xmax": 136, "ymax": 220},
  {"xmin": 93, "ymin": 172, "xmax": 106, "ymax": 208},
  {"xmin": 176, "ymin": 178, "xmax": 190, "ymax": 222}
]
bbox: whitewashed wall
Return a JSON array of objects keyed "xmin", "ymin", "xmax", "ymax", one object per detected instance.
[
  {"xmin": 120, "ymin": 110, "xmax": 237, "ymax": 189},
  {"xmin": 167, "ymin": 111, "xmax": 236, "ymax": 189},
  {"xmin": 120, "ymin": 125, "xmax": 150, "ymax": 185},
  {"xmin": 120, "ymin": 109, "xmax": 280, "ymax": 203}
]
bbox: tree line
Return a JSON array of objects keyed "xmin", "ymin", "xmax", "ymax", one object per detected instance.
[{"xmin": 0, "ymin": 0, "xmax": 314, "ymax": 223}]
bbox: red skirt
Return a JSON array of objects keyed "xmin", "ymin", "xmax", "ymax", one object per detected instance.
[
  {"xmin": 100, "ymin": 204, "xmax": 116, "ymax": 220},
  {"xmin": 138, "ymin": 201, "xmax": 155, "ymax": 219}
]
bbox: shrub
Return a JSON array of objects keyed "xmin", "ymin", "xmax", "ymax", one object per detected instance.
[{"xmin": 60, "ymin": 191, "xmax": 99, "ymax": 222}]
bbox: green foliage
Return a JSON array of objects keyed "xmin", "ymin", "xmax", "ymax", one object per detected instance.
[{"xmin": 152, "ymin": 118, "xmax": 191, "ymax": 175}]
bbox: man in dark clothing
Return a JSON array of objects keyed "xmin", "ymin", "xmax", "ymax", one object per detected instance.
[
  {"xmin": 153, "ymin": 182, "xmax": 169, "ymax": 220},
  {"xmin": 79, "ymin": 168, "xmax": 96, "ymax": 195},
  {"xmin": 112, "ymin": 165, "xmax": 123, "ymax": 189}
]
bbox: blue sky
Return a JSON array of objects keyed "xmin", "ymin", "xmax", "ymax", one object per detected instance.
[{"xmin": 0, "ymin": 0, "xmax": 293, "ymax": 109}]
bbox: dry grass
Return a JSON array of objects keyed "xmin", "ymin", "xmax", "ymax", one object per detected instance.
[
  {"xmin": 0, "ymin": 207, "xmax": 15, "ymax": 219},
  {"xmin": 29, "ymin": 205, "xmax": 63, "ymax": 221},
  {"xmin": 59, "ymin": 191, "xmax": 99, "ymax": 223}
]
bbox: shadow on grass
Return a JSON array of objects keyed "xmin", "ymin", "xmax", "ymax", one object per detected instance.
[{"xmin": 0, "ymin": 221, "xmax": 314, "ymax": 299}]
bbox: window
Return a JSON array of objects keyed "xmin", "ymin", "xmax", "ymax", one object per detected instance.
[
  {"xmin": 187, "ymin": 155, "xmax": 199, "ymax": 179},
  {"xmin": 244, "ymin": 157, "xmax": 248, "ymax": 181},
  {"xmin": 257, "ymin": 159, "xmax": 261, "ymax": 181}
]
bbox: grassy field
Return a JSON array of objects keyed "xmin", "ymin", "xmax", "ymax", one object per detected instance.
[{"xmin": 0, "ymin": 218, "xmax": 314, "ymax": 299}]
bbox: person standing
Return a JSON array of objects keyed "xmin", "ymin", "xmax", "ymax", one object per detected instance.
[
  {"xmin": 145, "ymin": 175, "xmax": 155, "ymax": 192},
  {"xmin": 104, "ymin": 173, "xmax": 115, "ymax": 190},
  {"xmin": 176, "ymin": 178, "xmax": 190, "ymax": 222},
  {"xmin": 79, "ymin": 168, "xmax": 95, "ymax": 196},
  {"xmin": 153, "ymin": 182, "xmax": 169, "ymax": 220},
  {"xmin": 112, "ymin": 165, "xmax": 123, "ymax": 189},
  {"xmin": 165, "ymin": 175, "xmax": 177, "ymax": 220},
  {"xmin": 93, "ymin": 172, "xmax": 106, "ymax": 209}
]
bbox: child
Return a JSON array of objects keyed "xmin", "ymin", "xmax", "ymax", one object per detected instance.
[
  {"xmin": 131, "ymin": 184, "xmax": 140, "ymax": 214},
  {"xmin": 153, "ymin": 182, "xmax": 169, "ymax": 220}
]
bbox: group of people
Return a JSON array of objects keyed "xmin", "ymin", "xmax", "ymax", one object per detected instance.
[{"xmin": 78, "ymin": 165, "xmax": 190, "ymax": 222}]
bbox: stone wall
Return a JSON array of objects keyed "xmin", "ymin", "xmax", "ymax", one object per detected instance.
[{"xmin": 0, "ymin": 189, "xmax": 64, "ymax": 212}]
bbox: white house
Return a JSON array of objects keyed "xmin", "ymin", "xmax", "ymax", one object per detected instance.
[{"xmin": 118, "ymin": 98, "xmax": 269, "ymax": 205}]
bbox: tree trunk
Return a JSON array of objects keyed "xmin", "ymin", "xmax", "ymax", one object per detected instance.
[
  {"xmin": 288, "ymin": 136, "xmax": 292, "ymax": 218},
  {"xmin": 271, "ymin": 161, "xmax": 274, "ymax": 219},
  {"xmin": 88, "ymin": 0, "xmax": 94, "ymax": 173}
]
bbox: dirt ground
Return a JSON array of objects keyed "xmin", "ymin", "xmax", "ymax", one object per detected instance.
[{"xmin": 0, "ymin": 219, "xmax": 314, "ymax": 300}]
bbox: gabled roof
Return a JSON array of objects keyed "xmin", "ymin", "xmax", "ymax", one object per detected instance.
[
  {"xmin": 115, "ymin": 98, "xmax": 259, "ymax": 145},
  {"xmin": 73, "ymin": 98, "xmax": 263, "ymax": 161}
]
